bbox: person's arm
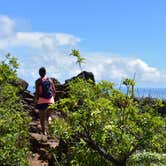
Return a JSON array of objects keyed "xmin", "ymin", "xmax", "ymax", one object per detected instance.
[{"xmin": 34, "ymin": 79, "xmax": 40, "ymax": 104}]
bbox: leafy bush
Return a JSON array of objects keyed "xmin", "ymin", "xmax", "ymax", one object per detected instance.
[
  {"xmin": 129, "ymin": 151, "xmax": 166, "ymax": 166},
  {"xmin": 0, "ymin": 54, "xmax": 30, "ymax": 166},
  {"xmin": 50, "ymin": 78, "xmax": 166, "ymax": 166}
]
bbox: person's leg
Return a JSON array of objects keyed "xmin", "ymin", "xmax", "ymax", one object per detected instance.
[
  {"xmin": 46, "ymin": 104, "xmax": 52, "ymax": 124},
  {"xmin": 39, "ymin": 109, "xmax": 47, "ymax": 134},
  {"xmin": 47, "ymin": 108, "xmax": 52, "ymax": 123},
  {"xmin": 34, "ymin": 109, "xmax": 39, "ymax": 120}
]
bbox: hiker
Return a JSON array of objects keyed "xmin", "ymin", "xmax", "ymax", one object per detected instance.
[{"xmin": 34, "ymin": 67, "xmax": 56, "ymax": 135}]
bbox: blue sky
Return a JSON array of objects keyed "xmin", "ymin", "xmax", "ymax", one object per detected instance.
[{"xmin": 0, "ymin": 0, "xmax": 166, "ymax": 88}]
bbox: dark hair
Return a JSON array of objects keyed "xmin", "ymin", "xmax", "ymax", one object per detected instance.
[{"xmin": 39, "ymin": 67, "xmax": 46, "ymax": 77}]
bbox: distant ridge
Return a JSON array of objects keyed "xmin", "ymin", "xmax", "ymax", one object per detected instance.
[
  {"xmin": 135, "ymin": 87, "xmax": 166, "ymax": 99},
  {"xmin": 120, "ymin": 87, "xmax": 166, "ymax": 99}
]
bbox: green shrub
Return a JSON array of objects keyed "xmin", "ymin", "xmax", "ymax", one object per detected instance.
[
  {"xmin": 0, "ymin": 54, "xmax": 30, "ymax": 166},
  {"xmin": 50, "ymin": 78, "xmax": 166, "ymax": 166},
  {"xmin": 129, "ymin": 151, "xmax": 166, "ymax": 166}
]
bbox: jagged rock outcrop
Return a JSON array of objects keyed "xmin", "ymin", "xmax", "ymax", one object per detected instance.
[
  {"xmin": 51, "ymin": 77, "xmax": 67, "ymax": 100},
  {"xmin": 65, "ymin": 70, "xmax": 95, "ymax": 84},
  {"xmin": 52, "ymin": 71, "xmax": 95, "ymax": 100},
  {"xmin": 11, "ymin": 78, "xmax": 29, "ymax": 91},
  {"xmin": 17, "ymin": 78, "xmax": 29, "ymax": 91}
]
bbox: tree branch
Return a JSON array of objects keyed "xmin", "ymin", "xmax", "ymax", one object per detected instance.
[{"xmin": 79, "ymin": 132, "xmax": 123, "ymax": 166}]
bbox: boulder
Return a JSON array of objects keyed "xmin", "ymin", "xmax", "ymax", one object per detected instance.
[
  {"xmin": 15, "ymin": 78, "xmax": 29, "ymax": 91},
  {"xmin": 65, "ymin": 71, "xmax": 95, "ymax": 84},
  {"xmin": 50, "ymin": 77, "xmax": 61, "ymax": 85}
]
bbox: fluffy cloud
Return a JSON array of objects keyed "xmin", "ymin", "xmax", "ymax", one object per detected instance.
[
  {"xmin": 84, "ymin": 54, "xmax": 163, "ymax": 84},
  {"xmin": 0, "ymin": 15, "xmax": 80, "ymax": 50},
  {"xmin": 0, "ymin": 15, "xmax": 15, "ymax": 38},
  {"xmin": 0, "ymin": 15, "xmax": 166, "ymax": 88},
  {"xmin": 13, "ymin": 32, "xmax": 80, "ymax": 48}
]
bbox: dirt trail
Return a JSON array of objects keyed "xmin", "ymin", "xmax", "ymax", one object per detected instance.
[{"xmin": 28, "ymin": 119, "xmax": 59, "ymax": 166}]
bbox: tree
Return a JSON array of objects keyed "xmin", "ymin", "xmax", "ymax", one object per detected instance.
[
  {"xmin": 123, "ymin": 78, "xmax": 135, "ymax": 98},
  {"xmin": 50, "ymin": 78, "xmax": 166, "ymax": 166},
  {"xmin": 70, "ymin": 49, "xmax": 86, "ymax": 72}
]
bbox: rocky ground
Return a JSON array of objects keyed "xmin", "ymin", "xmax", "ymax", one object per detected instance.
[
  {"xmin": 29, "ymin": 118, "xmax": 59, "ymax": 166},
  {"xmin": 20, "ymin": 85, "xmax": 60, "ymax": 166}
]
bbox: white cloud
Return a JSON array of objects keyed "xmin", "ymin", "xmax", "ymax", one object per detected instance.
[
  {"xmin": 12, "ymin": 32, "xmax": 80, "ymax": 48},
  {"xmin": 0, "ymin": 15, "xmax": 15, "ymax": 38},
  {"xmin": 84, "ymin": 54, "xmax": 166, "ymax": 86},
  {"xmin": 0, "ymin": 15, "xmax": 166, "ymax": 88},
  {"xmin": 0, "ymin": 32, "xmax": 80, "ymax": 49},
  {"xmin": 0, "ymin": 15, "xmax": 80, "ymax": 50}
]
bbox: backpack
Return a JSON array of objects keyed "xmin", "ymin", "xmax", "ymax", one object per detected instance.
[{"xmin": 40, "ymin": 78, "xmax": 53, "ymax": 98}]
